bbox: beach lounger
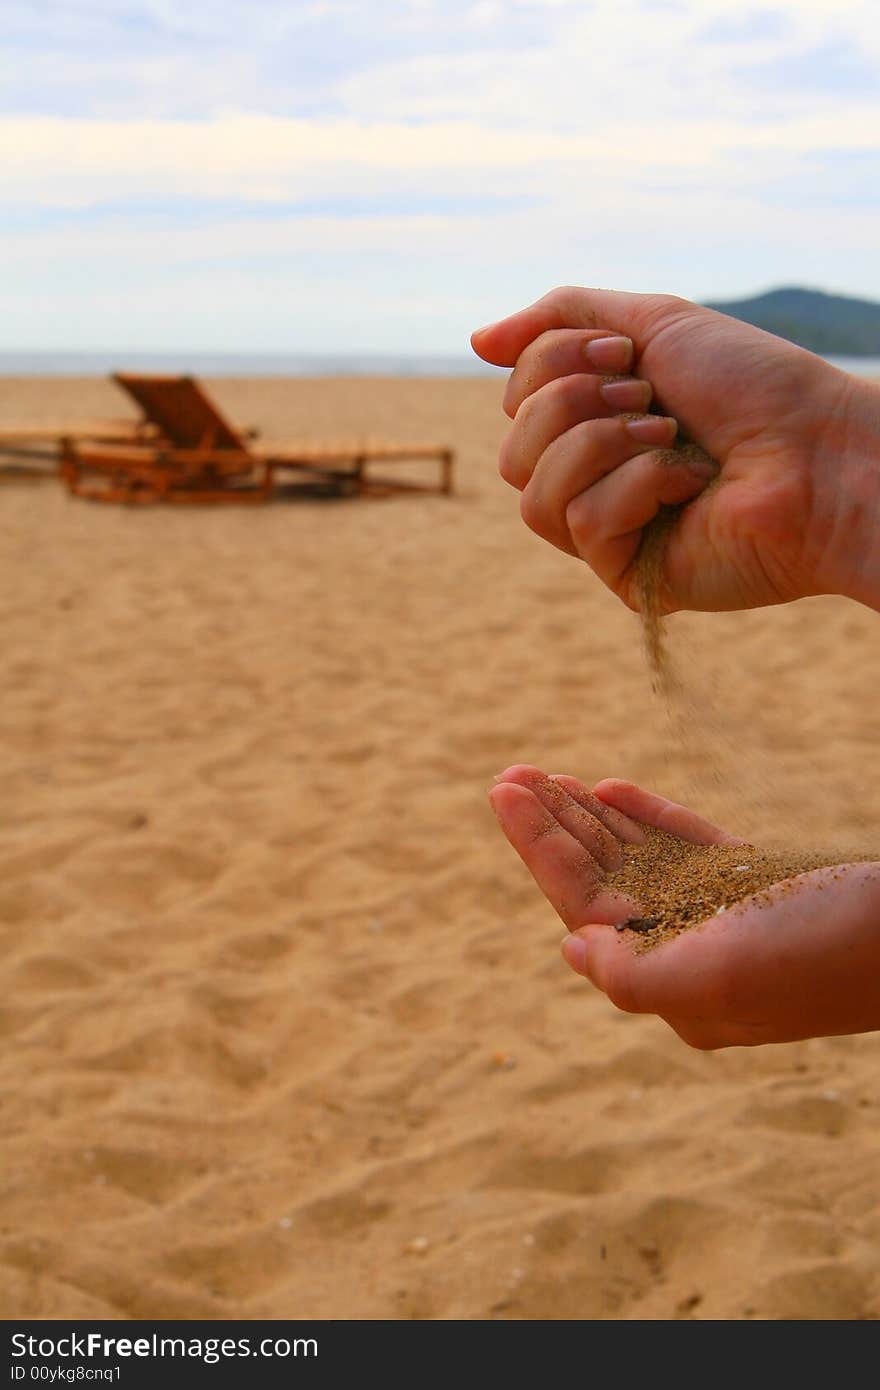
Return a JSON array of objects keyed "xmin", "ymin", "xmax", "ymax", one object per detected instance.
[
  {"xmin": 60, "ymin": 373, "xmax": 454, "ymax": 504},
  {"xmin": 0, "ymin": 418, "xmax": 160, "ymax": 476},
  {"xmin": 0, "ymin": 387, "xmax": 249, "ymax": 473}
]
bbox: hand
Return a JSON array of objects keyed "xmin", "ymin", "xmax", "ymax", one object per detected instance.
[
  {"xmin": 489, "ymin": 764, "xmax": 880, "ymax": 1048},
  {"xmin": 472, "ymin": 287, "xmax": 880, "ymax": 614}
]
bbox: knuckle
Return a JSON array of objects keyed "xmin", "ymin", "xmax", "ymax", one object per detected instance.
[
  {"xmin": 543, "ymin": 372, "xmax": 588, "ymax": 410},
  {"xmin": 515, "ymin": 373, "xmax": 592, "ymax": 434},
  {"xmin": 497, "ymin": 433, "xmax": 521, "ymax": 486},
  {"xmin": 529, "ymin": 325, "xmax": 578, "ymax": 370},
  {"xmin": 565, "ymin": 489, "xmax": 596, "ymax": 546},
  {"xmin": 640, "ymin": 293, "xmax": 695, "ymax": 334},
  {"xmin": 513, "ymin": 388, "xmax": 537, "ymax": 427},
  {"xmin": 545, "ymin": 284, "xmax": 578, "ymax": 305},
  {"xmin": 501, "ymin": 376, "xmax": 519, "ymax": 419},
  {"xmin": 656, "ymin": 292, "xmax": 689, "ymax": 311},
  {"xmin": 543, "ymin": 285, "xmax": 597, "ymax": 328},
  {"xmin": 519, "ymin": 487, "xmax": 545, "ymax": 534}
]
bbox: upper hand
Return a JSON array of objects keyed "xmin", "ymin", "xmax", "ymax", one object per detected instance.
[{"xmin": 472, "ymin": 286, "xmax": 880, "ymax": 614}]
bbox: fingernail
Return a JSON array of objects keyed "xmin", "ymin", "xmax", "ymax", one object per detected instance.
[
  {"xmin": 624, "ymin": 415, "xmax": 678, "ymax": 444},
  {"xmin": 473, "ymin": 321, "xmax": 498, "ymax": 337},
  {"xmin": 583, "ymin": 336, "xmax": 633, "ymax": 371},
  {"xmin": 599, "ymin": 377, "xmax": 652, "ymax": 411},
  {"xmin": 561, "ymin": 934, "xmax": 587, "ymax": 973}
]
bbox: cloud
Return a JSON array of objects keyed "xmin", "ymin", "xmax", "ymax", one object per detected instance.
[
  {"xmin": 334, "ymin": 1, "xmax": 880, "ymax": 128},
  {"xmin": 3, "ymin": 94, "xmax": 876, "ymax": 212},
  {"xmin": 1, "ymin": 0, "xmax": 878, "ymax": 350},
  {"xmin": 731, "ymin": 36, "xmax": 880, "ymax": 97},
  {"xmin": 7, "ymin": 1, "xmax": 873, "ymax": 121},
  {"xmin": 1, "ymin": 0, "xmax": 555, "ymax": 118},
  {"xmin": 696, "ymin": 8, "xmax": 793, "ymax": 43}
]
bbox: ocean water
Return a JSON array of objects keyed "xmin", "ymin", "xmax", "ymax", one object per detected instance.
[
  {"xmin": 0, "ymin": 351, "xmax": 877, "ymax": 379},
  {"xmin": 0, "ymin": 351, "xmax": 503, "ymax": 378}
]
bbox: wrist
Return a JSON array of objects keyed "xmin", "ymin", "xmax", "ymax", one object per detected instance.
[{"xmin": 812, "ymin": 371, "xmax": 880, "ymax": 610}]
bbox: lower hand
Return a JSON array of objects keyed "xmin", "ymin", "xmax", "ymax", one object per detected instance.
[{"xmin": 489, "ymin": 764, "xmax": 880, "ymax": 1048}]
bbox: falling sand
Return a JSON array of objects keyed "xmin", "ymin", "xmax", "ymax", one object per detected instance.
[{"xmin": 624, "ymin": 443, "xmax": 880, "ymax": 950}]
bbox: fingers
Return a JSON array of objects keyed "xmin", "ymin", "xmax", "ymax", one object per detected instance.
[
  {"xmin": 501, "ymin": 328, "xmax": 636, "ymax": 419},
  {"xmin": 548, "ymin": 774, "xmax": 645, "ymax": 845},
  {"xmin": 518, "ymin": 414, "xmax": 678, "ymax": 558},
  {"xmin": 564, "ymin": 444, "xmax": 716, "ymax": 594},
  {"xmin": 495, "ymin": 764, "xmax": 623, "ymax": 870},
  {"xmin": 488, "ymin": 765, "xmax": 752, "ymax": 1042},
  {"xmin": 592, "ymin": 778, "xmax": 743, "ymax": 846},
  {"xmin": 499, "ymin": 374, "xmax": 657, "ymax": 492},
  {"xmin": 488, "ymin": 780, "xmax": 637, "ymax": 930},
  {"xmin": 471, "ymin": 285, "xmax": 686, "ymax": 367}
]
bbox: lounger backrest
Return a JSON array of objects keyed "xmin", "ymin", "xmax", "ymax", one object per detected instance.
[{"xmin": 113, "ymin": 374, "xmax": 248, "ymax": 452}]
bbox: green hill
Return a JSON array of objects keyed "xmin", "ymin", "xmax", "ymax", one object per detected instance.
[{"xmin": 703, "ymin": 286, "xmax": 880, "ymax": 355}]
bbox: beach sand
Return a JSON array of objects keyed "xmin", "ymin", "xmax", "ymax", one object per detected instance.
[{"xmin": 2, "ymin": 373, "xmax": 880, "ymax": 1321}]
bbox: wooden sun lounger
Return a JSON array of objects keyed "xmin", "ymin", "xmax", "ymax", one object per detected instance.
[
  {"xmin": 59, "ymin": 439, "xmax": 273, "ymax": 504},
  {"xmin": 254, "ymin": 437, "xmax": 455, "ymax": 497},
  {"xmin": 1, "ymin": 385, "xmax": 253, "ymax": 469},
  {"xmin": 59, "ymin": 373, "xmax": 454, "ymax": 504},
  {"xmin": 0, "ymin": 418, "xmax": 159, "ymax": 464}
]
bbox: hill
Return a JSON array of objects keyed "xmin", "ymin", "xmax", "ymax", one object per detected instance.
[{"xmin": 703, "ymin": 286, "xmax": 880, "ymax": 355}]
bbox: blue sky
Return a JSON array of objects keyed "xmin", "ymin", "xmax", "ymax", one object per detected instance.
[{"xmin": 2, "ymin": 0, "xmax": 878, "ymax": 353}]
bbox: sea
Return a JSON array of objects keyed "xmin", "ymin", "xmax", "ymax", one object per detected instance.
[
  {"xmin": 1, "ymin": 352, "xmax": 879, "ymax": 379},
  {"xmin": 0, "ymin": 352, "xmax": 503, "ymax": 378}
]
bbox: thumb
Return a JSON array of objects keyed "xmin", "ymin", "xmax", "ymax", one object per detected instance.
[{"xmin": 471, "ymin": 285, "xmax": 680, "ymax": 367}]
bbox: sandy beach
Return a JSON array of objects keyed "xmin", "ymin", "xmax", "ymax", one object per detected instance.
[{"xmin": 2, "ymin": 372, "xmax": 880, "ymax": 1321}]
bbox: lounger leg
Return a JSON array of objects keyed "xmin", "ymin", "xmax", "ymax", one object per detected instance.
[
  {"xmin": 441, "ymin": 451, "xmax": 454, "ymax": 495},
  {"xmin": 59, "ymin": 441, "xmax": 77, "ymax": 495}
]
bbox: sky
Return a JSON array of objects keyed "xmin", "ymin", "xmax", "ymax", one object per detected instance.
[{"xmin": 2, "ymin": 0, "xmax": 879, "ymax": 355}]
